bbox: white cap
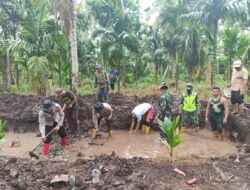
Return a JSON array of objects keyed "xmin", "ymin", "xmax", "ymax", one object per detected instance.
[{"xmin": 233, "ymin": 60, "xmax": 242, "ymax": 68}]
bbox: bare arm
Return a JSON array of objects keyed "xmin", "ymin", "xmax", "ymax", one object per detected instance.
[
  {"xmin": 222, "ymin": 97, "xmax": 229, "ymax": 121},
  {"xmin": 205, "ymin": 99, "xmax": 211, "ymax": 120},
  {"xmin": 129, "ymin": 116, "xmax": 135, "ymax": 132},
  {"xmin": 92, "ymin": 110, "xmax": 99, "ymax": 129},
  {"xmin": 240, "ymin": 79, "xmax": 248, "ymax": 93},
  {"xmin": 56, "ymin": 104, "xmax": 65, "ymax": 126}
]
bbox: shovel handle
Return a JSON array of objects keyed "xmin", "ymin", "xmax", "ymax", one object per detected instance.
[{"xmin": 31, "ymin": 127, "xmax": 56, "ymax": 152}]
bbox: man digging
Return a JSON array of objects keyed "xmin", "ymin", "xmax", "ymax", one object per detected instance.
[
  {"xmin": 39, "ymin": 99, "xmax": 68, "ymax": 160},
  {"xmin": 91, "ymin": 102, "xmax": 113, "ymax": 144},
  {"xmin": 56, "ymin": 88, "xmax": 80, "ymax": 131},
  {"xmin": 205, "ymin": 87, "xmax": 229, "ymax": 140}
]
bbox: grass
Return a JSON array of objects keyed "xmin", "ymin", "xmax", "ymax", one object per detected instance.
[{"xmin": 3, "ymin": 74, "xmax": 250, "ymax": 102}]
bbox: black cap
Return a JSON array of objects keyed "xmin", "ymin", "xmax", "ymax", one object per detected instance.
[
  {"xmin": 94, "ymin": 102, "xmax": 104, "ymax": 113},
  {"xmin": 42, "ymin": 99, "xmax": 54, "ymax": 112}
]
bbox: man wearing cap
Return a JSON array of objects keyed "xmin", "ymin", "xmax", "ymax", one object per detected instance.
[
  {"xmin": 179, "ymin": 83, "xmax": 200, "ymax": 133},
  {"xmin": 39, "ymin": 99, "xmax": 67, "ymax": 159},
  {"xmin": 56, "ymin": 88, "xmax": 80, "ymax": 131},
  {"xmin": 130, "ymin": 103, "xmax": 155, "ymax": 134},
  {"xmin": 158, "ymin": 82, "xmax": 174, "ymax": 121},
  {"xmin": 91, "ymin": 102, "xmax": 113, "ymax": 144},
  {"xmin": 230, "ymin": 60, "xmax": 248, "ymax": 114},
  {"xmin": 95, "ymin": 64, "xmax": 110, "ymax": 102}
]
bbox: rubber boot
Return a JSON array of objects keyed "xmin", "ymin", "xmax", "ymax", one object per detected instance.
[
  {"xmin": 43, "ymin": 143, "xmax": 50, "ymax": 157},
  {"xmin": 61, "ymin": 137, "xmax": 67, "ymax": 148},
  {"xmin": 108, "ymin": 130, "xmax": 112, "ymax": 139},
  {"xmin": 212, "ymin": 131, "xmax": 218, "ymax": 139},
  {"xmin": 142, "ymin": 125, "xmax": 146, "ymax": 133},
  {"xmin": 218, "ymin": 132, "xmax": 224, "ymax": 141},
  {"xmin": 195, "ymin": 126, "xmax": 200, "ymax": 134},
  {"xmin": 145, "ymin": 126, "xmax": 150, "ymax": 134},
  {"xmin": 180, "ymin": 127, "xmax": 185, "ymax": 133},
  {"xmin": 92, "ymin": 128, "xmax": 98, "ymax": 139}
]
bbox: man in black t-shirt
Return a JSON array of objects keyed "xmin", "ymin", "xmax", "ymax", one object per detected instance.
[{"xmin": 56, "ymin": 88, "xmax": 80, "ymax": 131}]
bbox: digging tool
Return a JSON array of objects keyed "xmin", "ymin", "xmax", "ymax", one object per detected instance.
[{"xmin": 29, "ymin": 127, "xmax": 56, "ymax": 159}]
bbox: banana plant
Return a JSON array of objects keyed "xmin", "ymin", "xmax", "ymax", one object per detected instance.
[
  {"xmin": 0, "ymin": 120, "xmax": 7, "ymax": 140},
  {"xmin": 158, "ymin": 116, "xmax": 181, "ymax": 161}
]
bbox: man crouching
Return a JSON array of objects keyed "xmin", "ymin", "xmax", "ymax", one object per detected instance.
[{"xmin": 91, "ymin": 102, "xmax": 113, "ymax": 144}]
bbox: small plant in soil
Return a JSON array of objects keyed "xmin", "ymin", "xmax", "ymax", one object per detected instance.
[{"xmin": 158, "ymin": 116, "xmax": 181, "ymax": 162}]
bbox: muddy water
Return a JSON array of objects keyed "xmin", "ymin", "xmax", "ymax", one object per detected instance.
[
  {"xmin": 0, "ymin": 129, "xmax": 238, "ymax": 161},
  {"xmin": 0, "ymin": 133, "xmax": 41, "ymax": 157},
  {"xmin": 70, "ymin": 128, "xmax": 238, "ymax": 161}
]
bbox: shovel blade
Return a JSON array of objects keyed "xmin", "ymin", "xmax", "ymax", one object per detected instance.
[{"xmin": 29, "ymin": 151, "xmax": 39, "ymax": 159}]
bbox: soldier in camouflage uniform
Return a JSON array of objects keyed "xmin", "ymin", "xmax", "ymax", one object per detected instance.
[
  {"xmin": 158, "ymin": 82, "xmax": 174, "ymax": 121},
  {"xmin": 94, "ymin": 64, "xmax": 110, "ymax": 102},
  {"xmin": 179, "ymin": 83, "xmax": 200, "ymax": 133}
]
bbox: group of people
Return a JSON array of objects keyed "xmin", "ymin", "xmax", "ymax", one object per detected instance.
[
  {"xmin": 38, "ymin": 59, "xmax": 248, "ymax": 159},
  {"xmin": 95, "ymin": 64, "xmax": 119, "ymax": 102}
]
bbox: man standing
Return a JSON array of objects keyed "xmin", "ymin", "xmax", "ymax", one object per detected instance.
[
  {"xmin": 205, "ymin": 87, "xmax": 229, "ymax": 140},
  {"xmin": 179, "ymin": 83, "xmax": 200, "ymax": 133},
  {"xmin": 39, "ymin": 99, "xmax": 67, "ymax": 159},
  {"xmin": 230, "ymin": 60, "xmax": 248, "ymax": 114},
  {"xmin": 95, "ymin": 64, "xmax": 109, "ymax": 102},
  {"xmin": 91, "ymin": 102, "xmax": 113, "ymax": 144},
  {"xmin": 108, "ymin": 65, "xmax": 119, "ymax": 93},
  {"xmin": 56, "ymin": 88, "xmax": 80, "ymax": 131},
  {"xmin": 130, "ymin": 103, "xmax": 155, "ymax": 134},
  {"xmin": 158, "ymin": 82, "xmax": 174, "ymax": 121}
]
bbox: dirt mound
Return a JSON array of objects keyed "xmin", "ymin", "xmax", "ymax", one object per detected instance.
[
  {"xmin": 0, "ymin": 93, "xmax": 207, "ymax": 131},
  {"xmin": 0, "ymin": 153, "xmax": 249, "ymax": 189},
  {"xmin": 0, "ymin": 92, "xmax": 249, "ymax": 150},
  {"xmin": 226, "ymin": 112, "xmax": 250, "ymax": 152}
]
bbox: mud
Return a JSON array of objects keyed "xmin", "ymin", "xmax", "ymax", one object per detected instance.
[
  {"xmin": 1, "ymin": 129, "xmax": 238, "ymax": 160},
  {"xmin": 0, "ymin": 153, "xmax": 249, "ymax": 190},
  {"xmin": 0, "ymin": 92, "xmax": 204, "ymax": 131}
]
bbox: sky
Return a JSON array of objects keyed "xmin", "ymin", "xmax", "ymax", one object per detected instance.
[{"xmin": 139, "ymin": 0, "xmax": 159, "ymax": 25}]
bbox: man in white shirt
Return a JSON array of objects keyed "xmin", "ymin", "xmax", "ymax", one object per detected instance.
[
  {"xmin": 230, "ymin": 60, "xmax": 248, "ymax": 114},
  {"xmin": 129, "ymin": 103, "xmax": 155, "ymax": 134}
]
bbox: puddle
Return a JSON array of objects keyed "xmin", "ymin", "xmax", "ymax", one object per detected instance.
[
  {"xmin": 0, "ymin": 129, "xmax": 238, "ymax": 161},
  {"xmin": 70, "ymin": 129, "xmax": 238, "ymax": 161},
  {"xmin": 0, "ymin": 133, "xmax": 41, "ymax": 157}
]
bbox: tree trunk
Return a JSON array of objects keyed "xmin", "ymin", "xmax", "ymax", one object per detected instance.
[
  {"xmin": 70, "ymin": 0, "xmax": 78, "ymax": 92},
  {"xmin": 58, "ymin": 61, "xmax": 62, "ymax": 86},
  {"xmin": 5, "ymin": 53, "xmax": 11, "ymax": 91},
  {"xmin": 41, "ymin": 75, "xmax": 46, "ymax": 97},
  {"xmin": 211, "ymin": 20, "xmax": 218, "ymax": 87}
]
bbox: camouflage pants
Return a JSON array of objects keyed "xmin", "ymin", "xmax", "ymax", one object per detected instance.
[
  {"xmin": 158, "ymin": 110, "xmax": 172, "ymax": 122},
  {"xmin": 181, "ymin": 111, "xmax": 198, "ymax": 127}
]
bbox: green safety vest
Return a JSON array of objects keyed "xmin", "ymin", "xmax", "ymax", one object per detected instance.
[{"xmin": 183, "ymin": 92, "xmax": 197, "ymax": 112}]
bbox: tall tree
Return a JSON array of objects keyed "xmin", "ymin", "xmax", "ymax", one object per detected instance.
[{"xmin": 182, "ymin": 0, "xmax": 247, "ymax": 86}]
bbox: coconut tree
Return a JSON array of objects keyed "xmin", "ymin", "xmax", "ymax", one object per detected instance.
[{"xmin": 182, "ymin": 0, "xmax": 248, "ymax": 86}]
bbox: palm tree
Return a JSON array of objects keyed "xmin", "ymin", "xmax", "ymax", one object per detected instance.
[
  {"xmin": 87, "ymin": 0, "xmax": 140, "ymax": 92},
  {"xmin": 49, "ymin": 0, "xmax": 79, "ymax": 91},
  {"xmin": 221, "ymin": 26, "xmax": 250, "ymax": 80},
  {"xmin": 182, "ymin": 0, "xmax": 247, "ymax": 86}
]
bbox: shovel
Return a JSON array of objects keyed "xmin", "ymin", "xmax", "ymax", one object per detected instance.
[{"xmin": 29, "ymin": 127, "xmax": 56, "ymax": 159}]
